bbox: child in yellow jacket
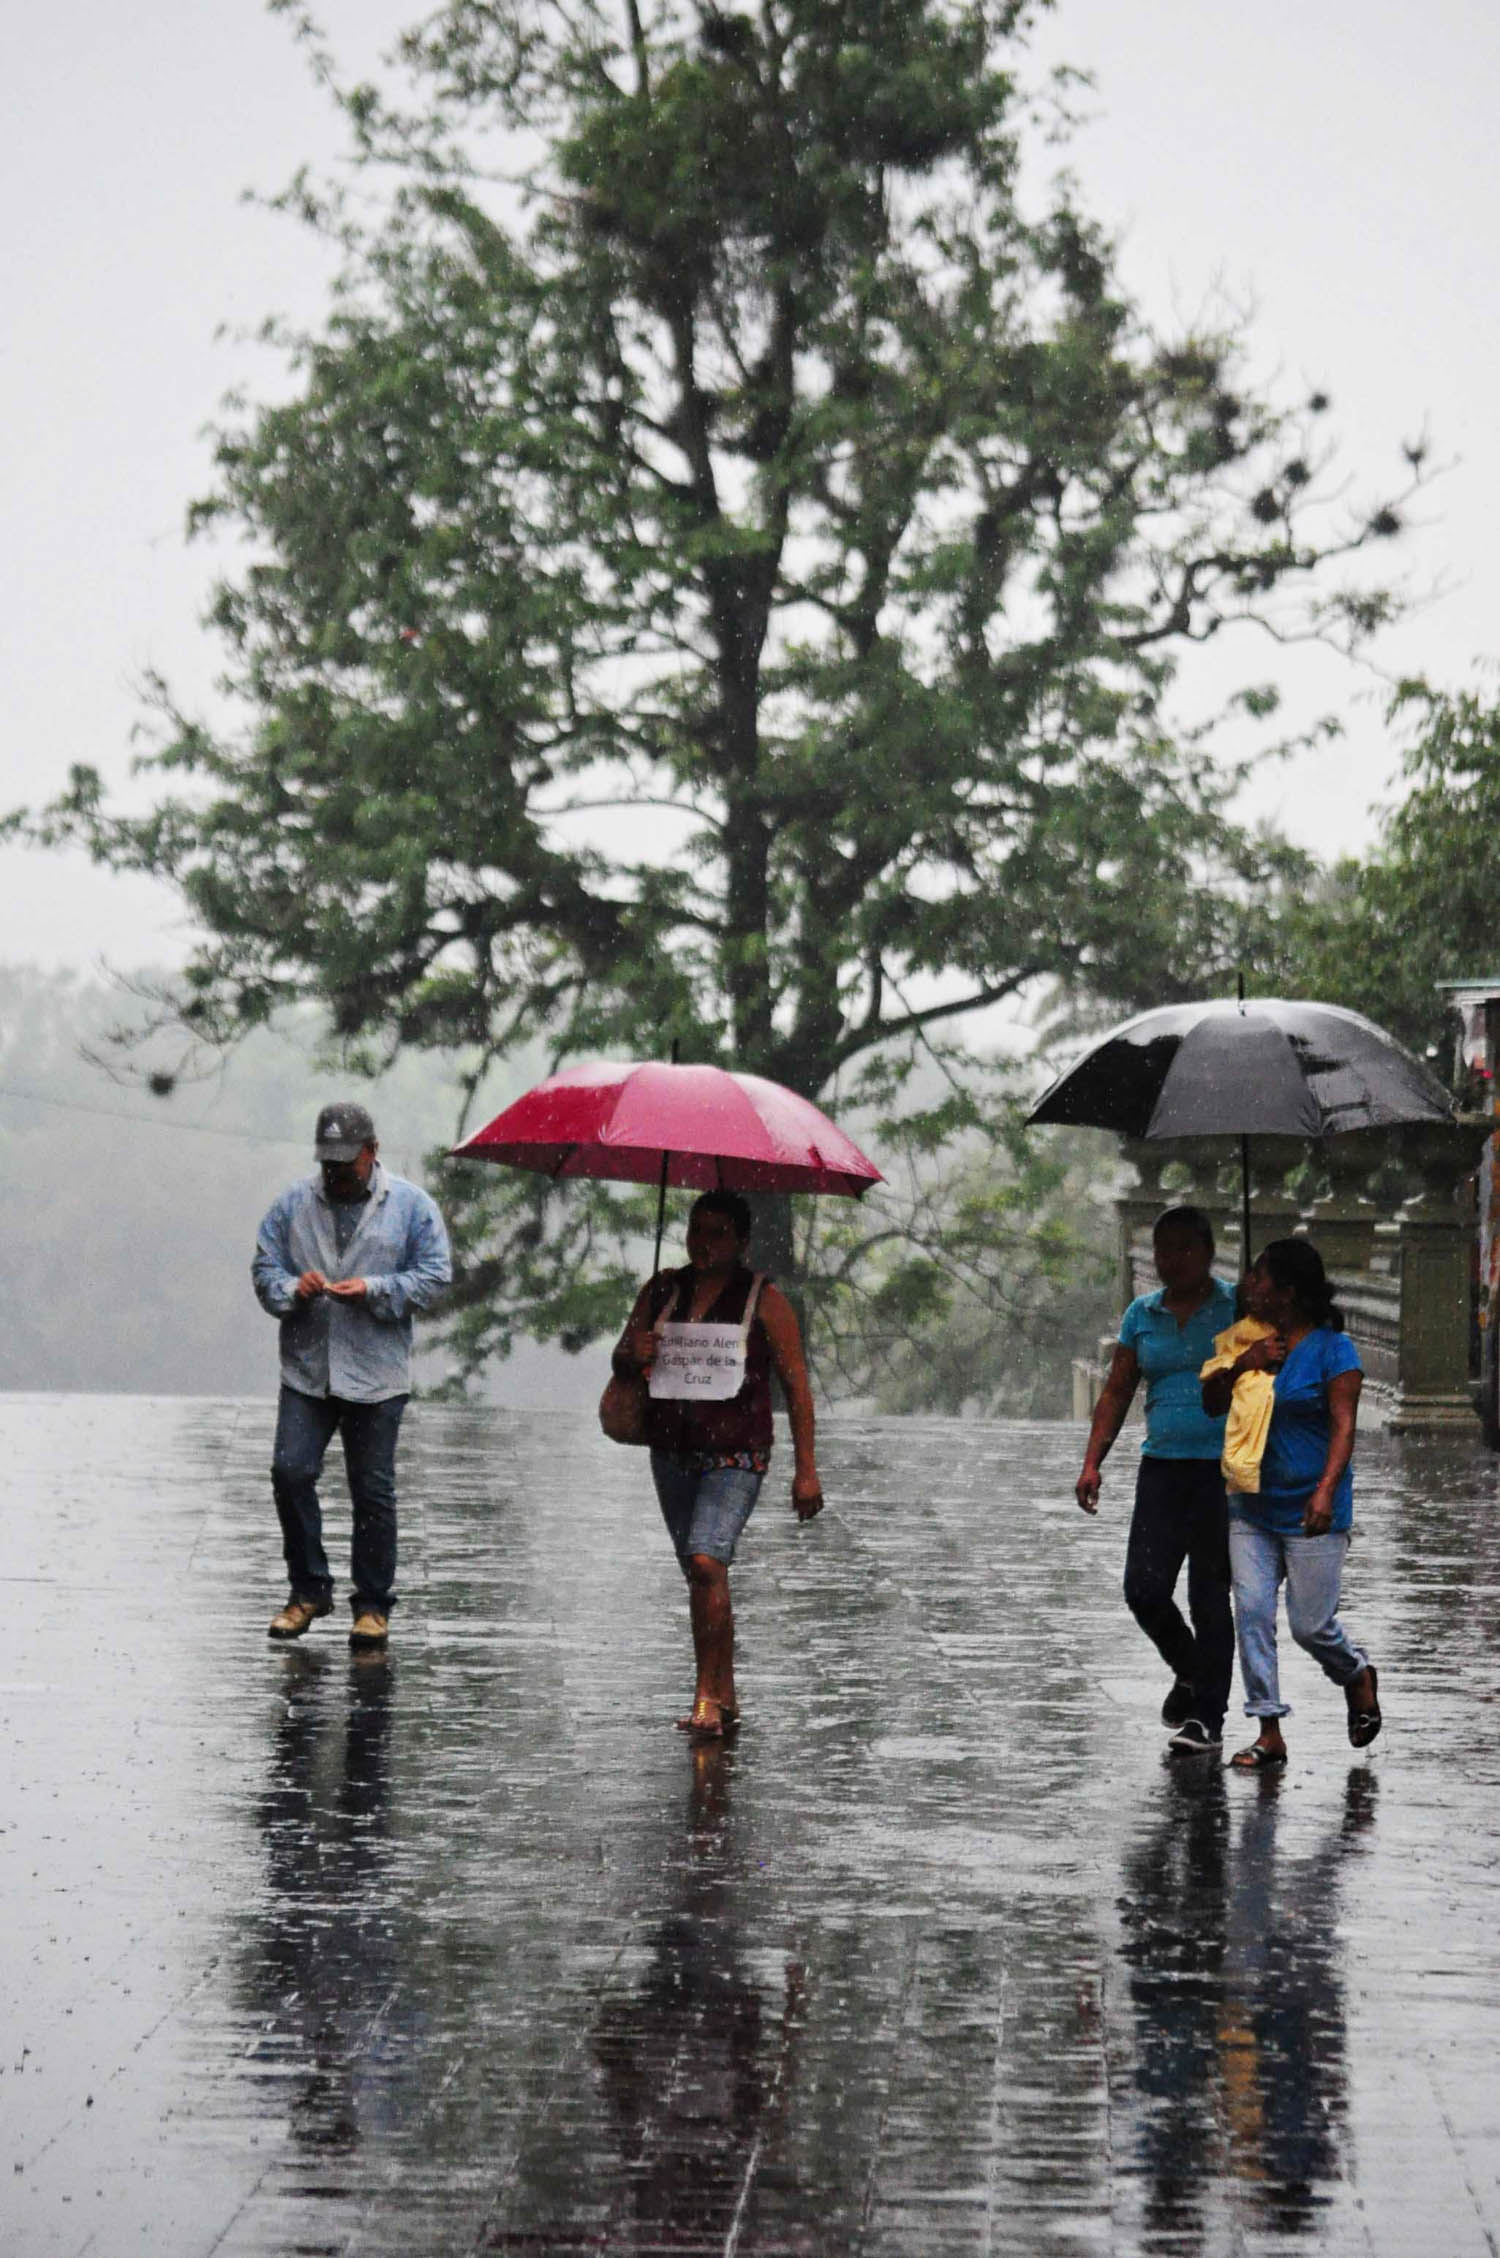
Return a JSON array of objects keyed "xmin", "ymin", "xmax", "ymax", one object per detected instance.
[{"xmin": 1200, "ymin": 1317, "xmax": 1279, "ymax": 1493}]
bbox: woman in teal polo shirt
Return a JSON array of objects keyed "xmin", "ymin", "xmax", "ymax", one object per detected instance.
[
  {"xmin": 1076, "ymin": 1206, "xmax": 1237, "ymax": 1754},
  {"xmin": 1201, "ymin": 1238, "xmax": 1381, "ymax": 1769}
]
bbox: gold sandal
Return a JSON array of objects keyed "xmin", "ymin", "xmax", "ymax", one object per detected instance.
[{"xmin": 675, "ymin": 1697, "xmax": 725, "ymax": 1738}]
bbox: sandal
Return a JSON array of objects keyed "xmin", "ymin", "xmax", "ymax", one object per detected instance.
[
  {"xmin": 1230, "ymin": 1740, "xmax": 1288, "ymax": 1771},
  {"xmin": 1346, "ymin": 1662, "xmax": 1382, "ymax": 1749},
  {"xmin": 675, "ymin": 1698, "xmax": 725, "ymax": 1738}
]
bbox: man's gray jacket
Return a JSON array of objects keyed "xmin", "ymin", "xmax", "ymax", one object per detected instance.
[{"xmin": 252, "ymin": 1164, "xmax": 452, "ymax": 1401}]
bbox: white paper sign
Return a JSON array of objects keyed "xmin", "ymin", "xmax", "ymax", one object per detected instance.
[{"xmin": 648, "ymin": 1323, "xmax": 747, "ymax": 1401}]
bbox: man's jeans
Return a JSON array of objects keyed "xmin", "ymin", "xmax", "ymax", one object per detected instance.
[
  {"xmin": 271, "ymin": 1386, "xmax": 407, "ymax": 1616},
  {"xmin": 1123, "ymin": 1456, "xmax": 1234, "ymax": 1736},
  {"xmin": 1229, "ymin": 1518, "xmax": 1367, "ymax": 1719}
]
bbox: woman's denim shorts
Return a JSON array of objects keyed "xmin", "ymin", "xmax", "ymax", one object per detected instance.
[{"xmin": 650, "ymin": 1452, "xmax": 764, "ymax": 1570}]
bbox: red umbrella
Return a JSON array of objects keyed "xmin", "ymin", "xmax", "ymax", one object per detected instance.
[{"xmin": 451, "ymin": 1059, "xmax": 881, "ymax": 1271}]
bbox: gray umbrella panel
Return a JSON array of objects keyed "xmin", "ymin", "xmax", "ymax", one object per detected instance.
[
  {"xmin": 1147, "ymin": 1012, "xmax": 1323, "ymax": 1138},
  {"xmin": 1030, "ymin": 998, "xmax": 1452, "ymax": 1140}
]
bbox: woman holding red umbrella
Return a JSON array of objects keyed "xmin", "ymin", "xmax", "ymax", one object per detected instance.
[
  {"xmin": 452, "ymin": 1054, "xmax": 872, "ymax": 1734},
  {"xmin": 612, "ymin": 1190, "xmax": 824, "ymax": 1738}
]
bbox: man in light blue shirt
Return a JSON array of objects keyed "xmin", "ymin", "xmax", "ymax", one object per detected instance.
[{"xmin": 252, "ymin": 1101, "xmax": 452, "ymax": 1649}]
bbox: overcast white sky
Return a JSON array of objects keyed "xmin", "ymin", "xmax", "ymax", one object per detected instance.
[{"xmin": 4, "ymin": 0, "xmax": 1497, "ymax": 971}]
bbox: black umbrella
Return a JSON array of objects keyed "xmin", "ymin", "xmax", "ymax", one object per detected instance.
[{"xmin": 1027, "ymin": 996, "xmax": 1454, "ymax": 1266}]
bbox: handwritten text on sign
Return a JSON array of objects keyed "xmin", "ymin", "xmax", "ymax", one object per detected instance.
[{"xmin": 648, "ymin": 1323, "xmax": 747, "ymax": 1401}]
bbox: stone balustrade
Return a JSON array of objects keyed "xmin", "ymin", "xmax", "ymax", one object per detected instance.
[{"xmin": 1095, "ymin": 1120, "xmax": 1493, "ymax": 1433}]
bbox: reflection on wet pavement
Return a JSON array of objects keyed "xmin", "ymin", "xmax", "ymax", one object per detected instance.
[
  {"xmin": 244, "ymin": 1647, "xmax": 401, "ymax": 2172},
  {"xmin": 1118, "ymin": 1762, "xmax": 1372, "ymax": 2250},
  {"xmin": 1, "ymin": 1397, "xmax": 1498, "ymax": 2253},
  {"xmin": 579, "ymin": 1744, "xmax": 804, "ymax": 2255}
]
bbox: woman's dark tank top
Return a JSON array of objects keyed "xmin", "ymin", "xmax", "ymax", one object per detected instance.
[{"xmin": 644, "ymin": 1263, "xmax": 774, "ymax": 1458}]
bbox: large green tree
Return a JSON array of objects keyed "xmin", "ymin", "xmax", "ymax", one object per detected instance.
[{"xmin": 18, "ymin": 0, "xmax": 1414, "ymax": 1353}]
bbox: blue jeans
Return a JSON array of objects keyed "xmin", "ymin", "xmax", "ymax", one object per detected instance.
[
  {"xmin": 650, "ymin": 1454, "xmax": 763, "ymax": 1571},
  {"xmin": 271, "ymin": 1386, "xmax": 407, "ymax": 1615},
  {"xmin": 1229, "ymin": 1518, "xmax": 1368, "ymax": 1719}
]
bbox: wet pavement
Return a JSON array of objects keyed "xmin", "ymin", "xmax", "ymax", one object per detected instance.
[{"xmin": 2, "ymin": 1396, "xmax": 1500, "ymax": 2255}]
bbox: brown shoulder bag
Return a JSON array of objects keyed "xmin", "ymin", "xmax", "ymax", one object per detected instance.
[{"xmin": 598, "ymin": 1287, "xmax": 673, "ymax": 1446}]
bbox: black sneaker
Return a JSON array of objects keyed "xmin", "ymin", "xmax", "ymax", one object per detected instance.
[
  {"xmin": 1167, "ymin": 1718, "xmax": 1223, "ymax": 1758},
  {"xmin": 1161, "ymin": 1677, "xmax": 1196, "ymax": 1728}
]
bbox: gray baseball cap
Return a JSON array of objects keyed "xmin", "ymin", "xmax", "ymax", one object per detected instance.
[{"xmin": 315, "ymin": 1101, "xmax": 376, "ymax": 1161}]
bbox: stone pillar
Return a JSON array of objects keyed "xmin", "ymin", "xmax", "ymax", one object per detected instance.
[
  {"xmin": 1230, "ymin": 1137, "xmax": 1308, "ymax": 1274},
  {"xmin": 1300, "ymin": 1139, "xmax": 1381, "ymax": 1273},
  {"xmin": 1168, "ymin": 1138, "xmax": 1240, "ymax": 1267},
  {"xmin": 1072, "ymin": 1336, "xmax": 1119, "ymax": 1420},
  {"xmin": 1387, "ymin": 1124, "xmax": 1485, "ymax": 1433},
  {"xmin": 1116, "ymin": 1138, "xmax": 1243, "ymax": 1296}
]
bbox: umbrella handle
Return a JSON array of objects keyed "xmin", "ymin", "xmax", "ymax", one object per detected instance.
[
  {"xmin": 652, "ymin": 1035, "xmax": 681, "ymax": 1276},
  {"xmin": 1241, "ymin": 1133, "xmax": 1252, "ymax": 1282},
  {"xmin": 652, "ymin": 1147, "xmax": 670, "ymax": 1277}
]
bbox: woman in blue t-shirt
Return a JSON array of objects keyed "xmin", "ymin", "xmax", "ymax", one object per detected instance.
[
  {"xmin": 1076, "ymin": 1206, "xmax": 1238, "ymax": 1754},
  {"xmin": 1201, "ymin": 1238, "xmax": 1381, "ymax": 1770}
]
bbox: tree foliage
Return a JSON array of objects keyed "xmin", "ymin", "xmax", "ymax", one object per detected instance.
[
  {"xmin": 799, "ymin": 1048, "xmax": 1115, "ymax": 1414},
  {"xmin": 1273, "ymin": 683, "xmax": 1500, "ymax": 1065},
  {"xmin": 11, "ymin": 0, "xmax": 1418, "ymax": 1365}
]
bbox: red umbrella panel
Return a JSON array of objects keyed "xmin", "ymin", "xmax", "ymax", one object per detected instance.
[
  {"xmin": 453, "ymin": 1060, "xmax": 881, "ymax": 1193},
  {"xmin": 451, "ymin": 1059, "xmax": 882, "ymax": 1271}
]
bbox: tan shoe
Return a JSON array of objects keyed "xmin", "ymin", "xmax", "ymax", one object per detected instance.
[
  {"xmin": 268, "ymin": 1593, "xmax": 332, "ymax": 1642},
  {"xmin": 349, "ymin": 1608, "xmax": 389, "ymax": 1650}
]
